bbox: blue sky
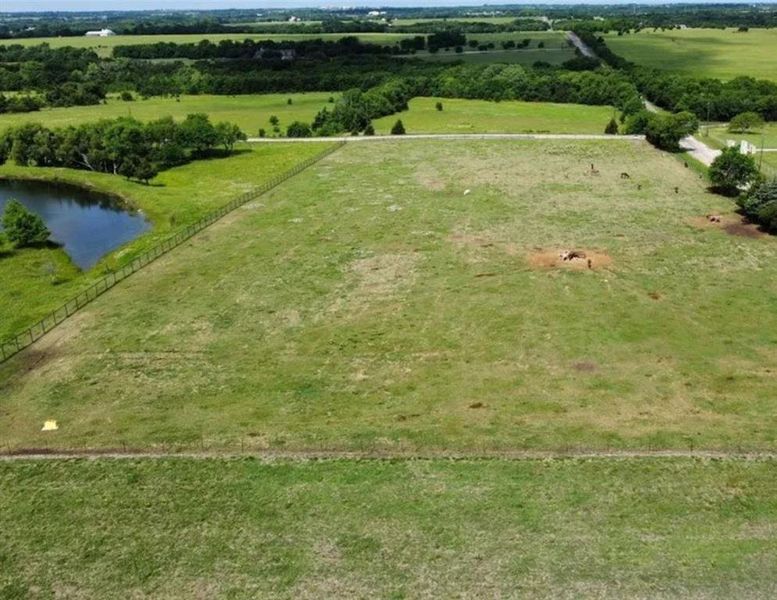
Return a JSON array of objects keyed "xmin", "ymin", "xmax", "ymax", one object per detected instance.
[{"xmin": 4, "ymin": 1, "xmax": 757, "ymax": 14}]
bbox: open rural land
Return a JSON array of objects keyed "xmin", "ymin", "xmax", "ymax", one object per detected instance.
[
  {"xmin": 602, "ymin": 27, "xmax": 777, "ymax": 81},
  {"xmin": 2, "ymin": 3, "xmax": 777, "ymax": 597}
]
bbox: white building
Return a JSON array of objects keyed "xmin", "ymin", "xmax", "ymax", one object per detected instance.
[{"xmin": 84, "ymin": 29, "xmax": 116, "ymax": 37}]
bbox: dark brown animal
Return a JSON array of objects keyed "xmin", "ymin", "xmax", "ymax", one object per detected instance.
[{"xmin": 620, "ymin": 172, "xmax": 630, "ymax": 179}]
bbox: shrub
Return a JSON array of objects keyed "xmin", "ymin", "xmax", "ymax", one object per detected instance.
[
  {"xmin": 286, "ymin": 121, "xmax": 313, "ymax": 138},
  {"xmin": 435, "ymin": 102, "xmax": 443, "ymax": 112},
  {"xmin": 604, "ymin": 117, "xmax": 619, "ymax": 135},
  {"xmin": 1, "ymin": 200, "xmax": 50, "ymax": 247},
  {"xmin": 390, "ymin": 119, "xmax": 406, "ymax": 135},
  {"xmin": 709, "ymin": 147, "xmax": 759, "ymax": 195},
  {"xmin": 120, "ymin": 91, "xmax": 134, "ymax": 101},
  {"xmin": 363, "ymin": 123, "xmax": 375, "ymax": 136},
  {"xmin": 258, "ymin": 128, "xmax": 266, "ymax": 138}
]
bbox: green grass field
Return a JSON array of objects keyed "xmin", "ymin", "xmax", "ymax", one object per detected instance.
[
  {"xmin": 0, "ymin": 143, "xmax": 331, "ymax": 341},
  {"xmin": 374, "ymin": 97, "xmax": 615, "ymax": 134},
  {"xmin": 705, "ymin": 123, "xmax": 777, "ymax": 151},
  {"xmin": 3, "ymin": 139, "xmax": 777, "ymax": 452},
  {"xmin": 0, "ymin": 93, "xmax": 337, "ymax": 136},
  {"xmin": 2, "ymin": 457, "xmax": 776, "ymax": 598},
  {"xmin": 603, "ymin": 28, "xmax": 777, "ymax": 81}
]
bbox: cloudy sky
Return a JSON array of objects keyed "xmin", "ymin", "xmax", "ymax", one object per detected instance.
[{"xmin": 4, "ymin": 0, "xmax": 753, "ymax": 13}]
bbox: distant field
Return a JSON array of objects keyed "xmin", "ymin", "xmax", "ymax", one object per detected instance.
[
  {"xmin": 2, "ymin": 457, "xmax": 776, "ymax": 598},
  {"xmin": 0, "ymin": 32, "xmax": 413, "ymax": 57},
  {"xmin": 400, "ymin": 31, "xmax": 572, "ymax": 64},
  {"xmin": 0, "ymin": 31, "xmax": 568, "ymax": 62},
  {"xmin": 373, "ymin": 97, "xmax": 614, "ymax": 134},
  {"xmin": 705, "ymin": 123, "xmax": 777, "ymax": 150},
  {"xmin": 0, "ymin": 93, "xmax": 337, "ymax": 136},
  {"xmin": 0, "ymin": 143, "xmax": 332, "ymax": 341},
  {"xmin": 603, "ymin": 28, "xmax": 777, "ymax": 81},
  {"xmin": 392, "ymin": 16, "xmax": 532, "ymax": 25},
  {"xmin": 3, "ymin": 139, "xmax": 777, "ymax": 452}
]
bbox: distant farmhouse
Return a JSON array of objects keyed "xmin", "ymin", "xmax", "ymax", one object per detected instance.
[{"xmin": 85, "ymin": 29, "xmax": 116, "ymax": 37}]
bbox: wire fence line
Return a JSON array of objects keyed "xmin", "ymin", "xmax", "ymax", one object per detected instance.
[{"xmin": 0, "ymin": 141, "xmax": 345, "ymax": 365}]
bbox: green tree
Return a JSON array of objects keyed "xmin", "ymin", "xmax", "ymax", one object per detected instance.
[
  {"xmin": 269, "ymin": 115, "xmax": 279, "ymax": 127},
  {"xmin": 215, "ymin": 122, "xmax": 245, "ymax": 152},
  {"xmin": 709, "ymin": 147, "xmax": 759, "ymax": 195},
  {"xmin": 435, "ymin": 101, "xmax": 443, "ymax": 112},
  {"xmin": 286, "ymin": 121, "xmax": 313, "ymax": 138},
  {"xmin": 604, "ymin": 117, "xmax": 619, "ymax": 135},
  {"xmin": 391, "ymin": 119, "xmax": 406, "ymax": 135},
  {"xmin": 626, "ymin": 110, "xmax": 698, "ymax": 151},
  {"xmin": 1, "ymin": 200, "xmax": 50, "ymax": 247},
  {"xmin": 728, "ymin": 112, "xmax": 765, "ymax": 133},
  {"xmin": 363, "ymin": 123, "xmax": 375, "ymax": 136},
  {"xmin": 179, "ymin": 113, "xmax": 218, "ymax": 155}
]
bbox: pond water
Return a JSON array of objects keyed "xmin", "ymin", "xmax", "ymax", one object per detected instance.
[{"xmin": 0, "ymin": 179, "xmax": 151, "ymax": 270}]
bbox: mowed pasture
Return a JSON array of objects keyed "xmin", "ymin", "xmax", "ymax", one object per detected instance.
[
  {"xmin": 602, "ymin": 28, "xmax": 777, "ymax": 81},
  {"xmin": 0, "ymin": 143, "xmax": 332, "ymax": 342},
  {"xmin": 2, "ymin": 457, "xmax": 776, "ymax": 598},
  {"xmin": 3, "ymin": 139, "xmax": 777, "ymax": 452},
  {"xmin": 373, "ymin": 97, "xmax": 615, "ymax": 134},
  {"xmin": 0, "ymin": 93, "xmax": 337, "ymax": 136}
]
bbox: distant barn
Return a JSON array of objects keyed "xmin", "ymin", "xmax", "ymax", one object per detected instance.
[{"xmin": 85, "ymin": 29, "xmax": 116, "ymax": 37}]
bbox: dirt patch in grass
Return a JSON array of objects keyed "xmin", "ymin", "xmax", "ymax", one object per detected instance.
[
  {"xmin": 415, "ymin": 163, "xmax": 446, "ymax": 192},
  {"xmin": 448, "ymin": 230, "xmax": 521, "ymax": 259},
  {"xmin": 689, "ymin": 213, "xmax": 766, "ymax": 239},
  {"xmin": 572, "ymin": 361, "xmax": 598, "ymax": 372},
  {"xmin": 527, "ymin": 249, "xmax": 613, "ymax": 271},
  {"xmin": 329, "ymin": 253, "xmax": 418, "ymax": 314}
]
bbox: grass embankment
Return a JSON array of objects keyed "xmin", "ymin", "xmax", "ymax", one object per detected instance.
[
  {"xmin": 373, "ymin": 97, "xmax": 615, "ymax": 134},
  {"xmin": 603, "ymin": 28, "xmax": 777, "ymax": 81},
  {"xmin": 2, "ymin": 457, "xmax": 776, "ymax": 598},
  {"xmin": 3, "ymin": 140, "xmax": 777, "ymax": 452},
  {"xmin": 0, "ymin": 93, "xmax": 338, "ymax": 137},
  {"xmin": 0, "ymin": 143, "xmax": 332, "ymax": 341}
]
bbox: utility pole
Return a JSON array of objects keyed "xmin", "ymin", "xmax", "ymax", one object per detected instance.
[{"xmin": 759, "ymin": 130, "xmax": 765, "ymax": 172}]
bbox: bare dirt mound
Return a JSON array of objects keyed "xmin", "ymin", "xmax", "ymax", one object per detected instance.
[
  {"xmin": 527, "ymin": 249, "xmax": 613, "ymax": 271},
  {"xmin": 689, "ymin": 214, "xmax": 766, "ymax": 239}
]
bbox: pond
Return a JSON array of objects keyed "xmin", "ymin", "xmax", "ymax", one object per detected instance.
[{"xmin": 0, "ymin": 179, "xmax": 151, "ymax": 270}]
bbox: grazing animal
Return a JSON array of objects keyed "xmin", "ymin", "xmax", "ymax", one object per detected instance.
[
  {"xmin": 620, "ymin": 172, "xmax": 631, "ymax": 179},
  {"xmin": 560, "ymin": 250, "xmax": 586, "ymax": 262},
  {"xmin": 707, "ymin": 214, "xmax": 722, "ymax": 223},
  {"xmin": 587, "ymin": 258, "xmax": 593, "ymax": 269},
  {"xmin": 637, "ymin": 184, "xmax": 642, "ymax": 190},
  {"xmin": 674, "ymin": 187, "xmax": 679, "ymax": 194}
]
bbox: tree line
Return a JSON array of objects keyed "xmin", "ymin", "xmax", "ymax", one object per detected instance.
[{"xmin": 0, "ymin": 114, "xmax": 245, "ymax": 183}]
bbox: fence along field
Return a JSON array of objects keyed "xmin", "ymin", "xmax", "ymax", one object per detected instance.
[{"xmin": 0, "ymin": 142, "xmax": 344, "ymax": 365}]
